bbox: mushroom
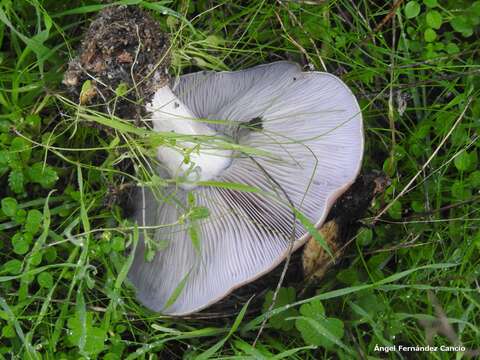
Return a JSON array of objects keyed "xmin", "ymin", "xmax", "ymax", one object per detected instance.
[{"xmin": 129, "ymin": 61, "xmax": 364, "ymax": 315}]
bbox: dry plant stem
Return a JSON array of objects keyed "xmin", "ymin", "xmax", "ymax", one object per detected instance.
[
  {"xmin": 393, "ymin": 70, "xmax": 480, "ymax": 88},
  {"xmin": 395, "ymin": 50, "xmax": 478, "ymax": 68},
  {"xmin": 358, "ymin": 0, "xmax": 404, "ymax": 47},
  {"xmin": 423, "ymin": 291, "xmax": 460, "ymax": 346},
  {"xmin": 274, "ymin": 11, "xmax": 311, "ymax": 68},
  {"xmin": 373, "ymin": 0, "xmax": 404, "ymax": 34},
  {"xmin": 376, "ymin": 214, "xmax": 480, "ymax": 225},
  {"xmin": 388, "ymin": 15, "xmax": 397, "ymax": 175},
  {"xmin": 390, "ymin": 135, "xmax": 479, "ymax": 198},
  {"xmin": 359, "ymin": 70, "xmax": 480, "ymax": 99},
  {"xmin": 349, "ymin": 0, "xmax": 368, "ymax": 28},
  {"xmin": 337, "ymin": 0, "xmax": 411, "ymax": 70},
  {"xmin": 276, "ymin": 0, "xmax": 327, "ymax": 71},
  {"xmin": 361, "ymin": 233, "xmax": 423, "ymax": 256},
  {"xmin": 373, "ymin": 97, "xmax": 472, "ymax": 223},
  {"xmin": 129, "ymin": 24, "xmax": 143, "ymax": 109},
  {"xmin": 403, "ymin": 195, "xmax": 480, "ymax": 220}
]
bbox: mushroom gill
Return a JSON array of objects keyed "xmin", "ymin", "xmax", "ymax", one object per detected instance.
[{"xmin": 129, "ymin": 62, "xmax": 364, "ymax": 315}]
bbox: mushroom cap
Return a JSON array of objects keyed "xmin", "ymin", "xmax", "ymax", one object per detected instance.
[{"xmin": 129, "ymin": 61, "xmax": 364, "ymax": 315}]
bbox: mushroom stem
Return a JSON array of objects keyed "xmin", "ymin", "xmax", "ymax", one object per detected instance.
[{"xmin": 147, "ymin": 86, "xmax": 233, "ymax": 189}]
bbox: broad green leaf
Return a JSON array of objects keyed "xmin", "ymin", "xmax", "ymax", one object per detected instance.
[
  {"xmin": 295, "ymin": 316, "xmax": 346, "ymax": 350},
  {"xmin": 28, "ymin": 163, "xmax": 58, "ymax": 188},
  {"xmin": 1, "ymin": 197, "xmax": 17, "ymax": 217},
  {"xmin": 454, "ymin": 151, "xmax": 477, "ymax": 172},
  {"xmin": 454, "ymin": 152, "xmax": 470, "ymax": 171},
  {"xmin": 295, "ymin": 300, "xmax": 344, "ymax": 350},
  {"xmin": 357, "ymin": 228, "xmax": 373, "ymax": 247},
  {"xmin": 468, "ymin": 171, "xmax": 480, "ymax": 187},
  {"xmin": 37, "ymin": 272, "xmax": 53, "ymax": 288},
  {"xmin": 8, "ymin": 169, "xmax": 24, "ymax": 193},
  {"xmin": 262, "ymin": 287, "xmax": 298, "ymax": 331},
  {"xmin": 243, "ymin": 263, "xmax": 458, "ymax": 333},
  {"xmin": 10, "ymin": 137, "xmax": 31, "ymax": 162},
  {"xmin": 111, "ymin": 236, "xmax": 125, "ymax": 252},
  {"xmin": 2, "ymin": 259, "xmax": 22, "ymax": 275},
  {"xmin": 473, "ymin": 1, "xmax": 480, "ymax": 15},
  {"xmin": 30, "ymin": 252, "xmax": 42, "ymax": 267},
  {"xmin": 12, "ymin": 233, "xmax": 29, "ymax": 255},
  {"xmin": 423, "ymin": 0, "xmax": 437, "ymax": 7},
  {"xmin": 352, "ymin": 291, "xmax": 386, "ymax": 316},
  {"xmin": 424, "ymin": 28, "xmax": 437, "ymax": 42},
  {"xmin": 115, "ymin": 82, "xmax": 129, "ymax": 97},
  {"xmin": 25, "ymin": 209, "xmax": 43, "ymax": 234},
  {"xmin": 451, "ymin": 181, "xmax": 471, "ymax": 200},
  {"xmin": 67, "ymin": 312, "xmax": 106, "ymax": 356},
  {"xmin": 450, "ymin": 16, "xmax": 474, "ymax": 37},
  {"xmin": 336, "ymin": 268, "xmax": 359, "ymax": 285},
  {"xmin": 2, "ymin": 324, "xmax": 15, "ymax": 338},
  {"xmin": 446, "ymin": 42, "xmax": 460, "ymax": 54},
  {"xmin": 405, "ymin": 1, "xmax": 421, "ymax": 19},
  {"xmin": 19, "ymin": 191, "xmax": 54, "ymax": 301},
  {"xmin": 387, "ymin": 200, "xmax": 402, "ymax": 220},
  {"xmin": 426, "ymin": 10, "xmax": 442, "ymax": 29},
  {"xmin": 25, "ymin": 114, "xmax": 41, "ymax": 128}
]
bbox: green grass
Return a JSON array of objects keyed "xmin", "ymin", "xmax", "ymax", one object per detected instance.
[{"xmin": 1, "ymin": 0, "xmax": 479, "ymax": 358}]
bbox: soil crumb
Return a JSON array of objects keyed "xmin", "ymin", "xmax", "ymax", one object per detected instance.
[{"xmin": 63, "ymin": 5, "xmax": 170, "ymax": 120}]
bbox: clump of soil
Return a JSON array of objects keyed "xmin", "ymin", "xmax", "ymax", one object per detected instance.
[{"xmin": 63, "ymin": 5, "xmax": 170, "ymax": 120}]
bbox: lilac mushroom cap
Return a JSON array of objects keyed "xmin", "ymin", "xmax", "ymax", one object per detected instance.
[{"xmin": 128, "ymin": 61, "xmax": 364, "ymax": 315}]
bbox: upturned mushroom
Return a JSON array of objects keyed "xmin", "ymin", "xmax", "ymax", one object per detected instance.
[
  {"xmin": 62, "ymin": 5, "xmax": 363, "ymax": 316},
  {"xmin": 129, "ymin": 61, "xmax": 364, "ymax": 315}
]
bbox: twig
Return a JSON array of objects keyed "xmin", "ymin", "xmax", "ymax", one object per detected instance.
[
  {"xmin": 373, "ymin": 0, "xmax": 404, "ymax": 34},
  {"xmin": 393, "ymin": 70, "xmax": 480, "ymax": 88},
  {"xmin": 359, "ymin": 0, "xmax": 404, "ymax": 47},
  {"xmin": 395, "ymin": 49, "xmax": 478, "ymax": 68},
  {"xmin": 274, "ymin": 11, "xmax": 311, "ymax": 67},
  {"xmin": 403, "ymin": 195, "xmax": 480, "ymax": 220},
  {"xmin": 387, "ymin": 13, "xmax": 397, "ymax": 175},
  {"xmin": 276, "ymin": 0, "xmax": 327, "ymax": 71}
]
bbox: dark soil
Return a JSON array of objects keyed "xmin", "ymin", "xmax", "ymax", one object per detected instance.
[{"xmin": 63, "ymin": 5, "xmax": 170, "ymax": 120}]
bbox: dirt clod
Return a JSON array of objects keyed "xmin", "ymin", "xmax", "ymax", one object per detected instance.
[{"xmin": 63, "ymin": 5, "xmax": 170, "ymax": 120}]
